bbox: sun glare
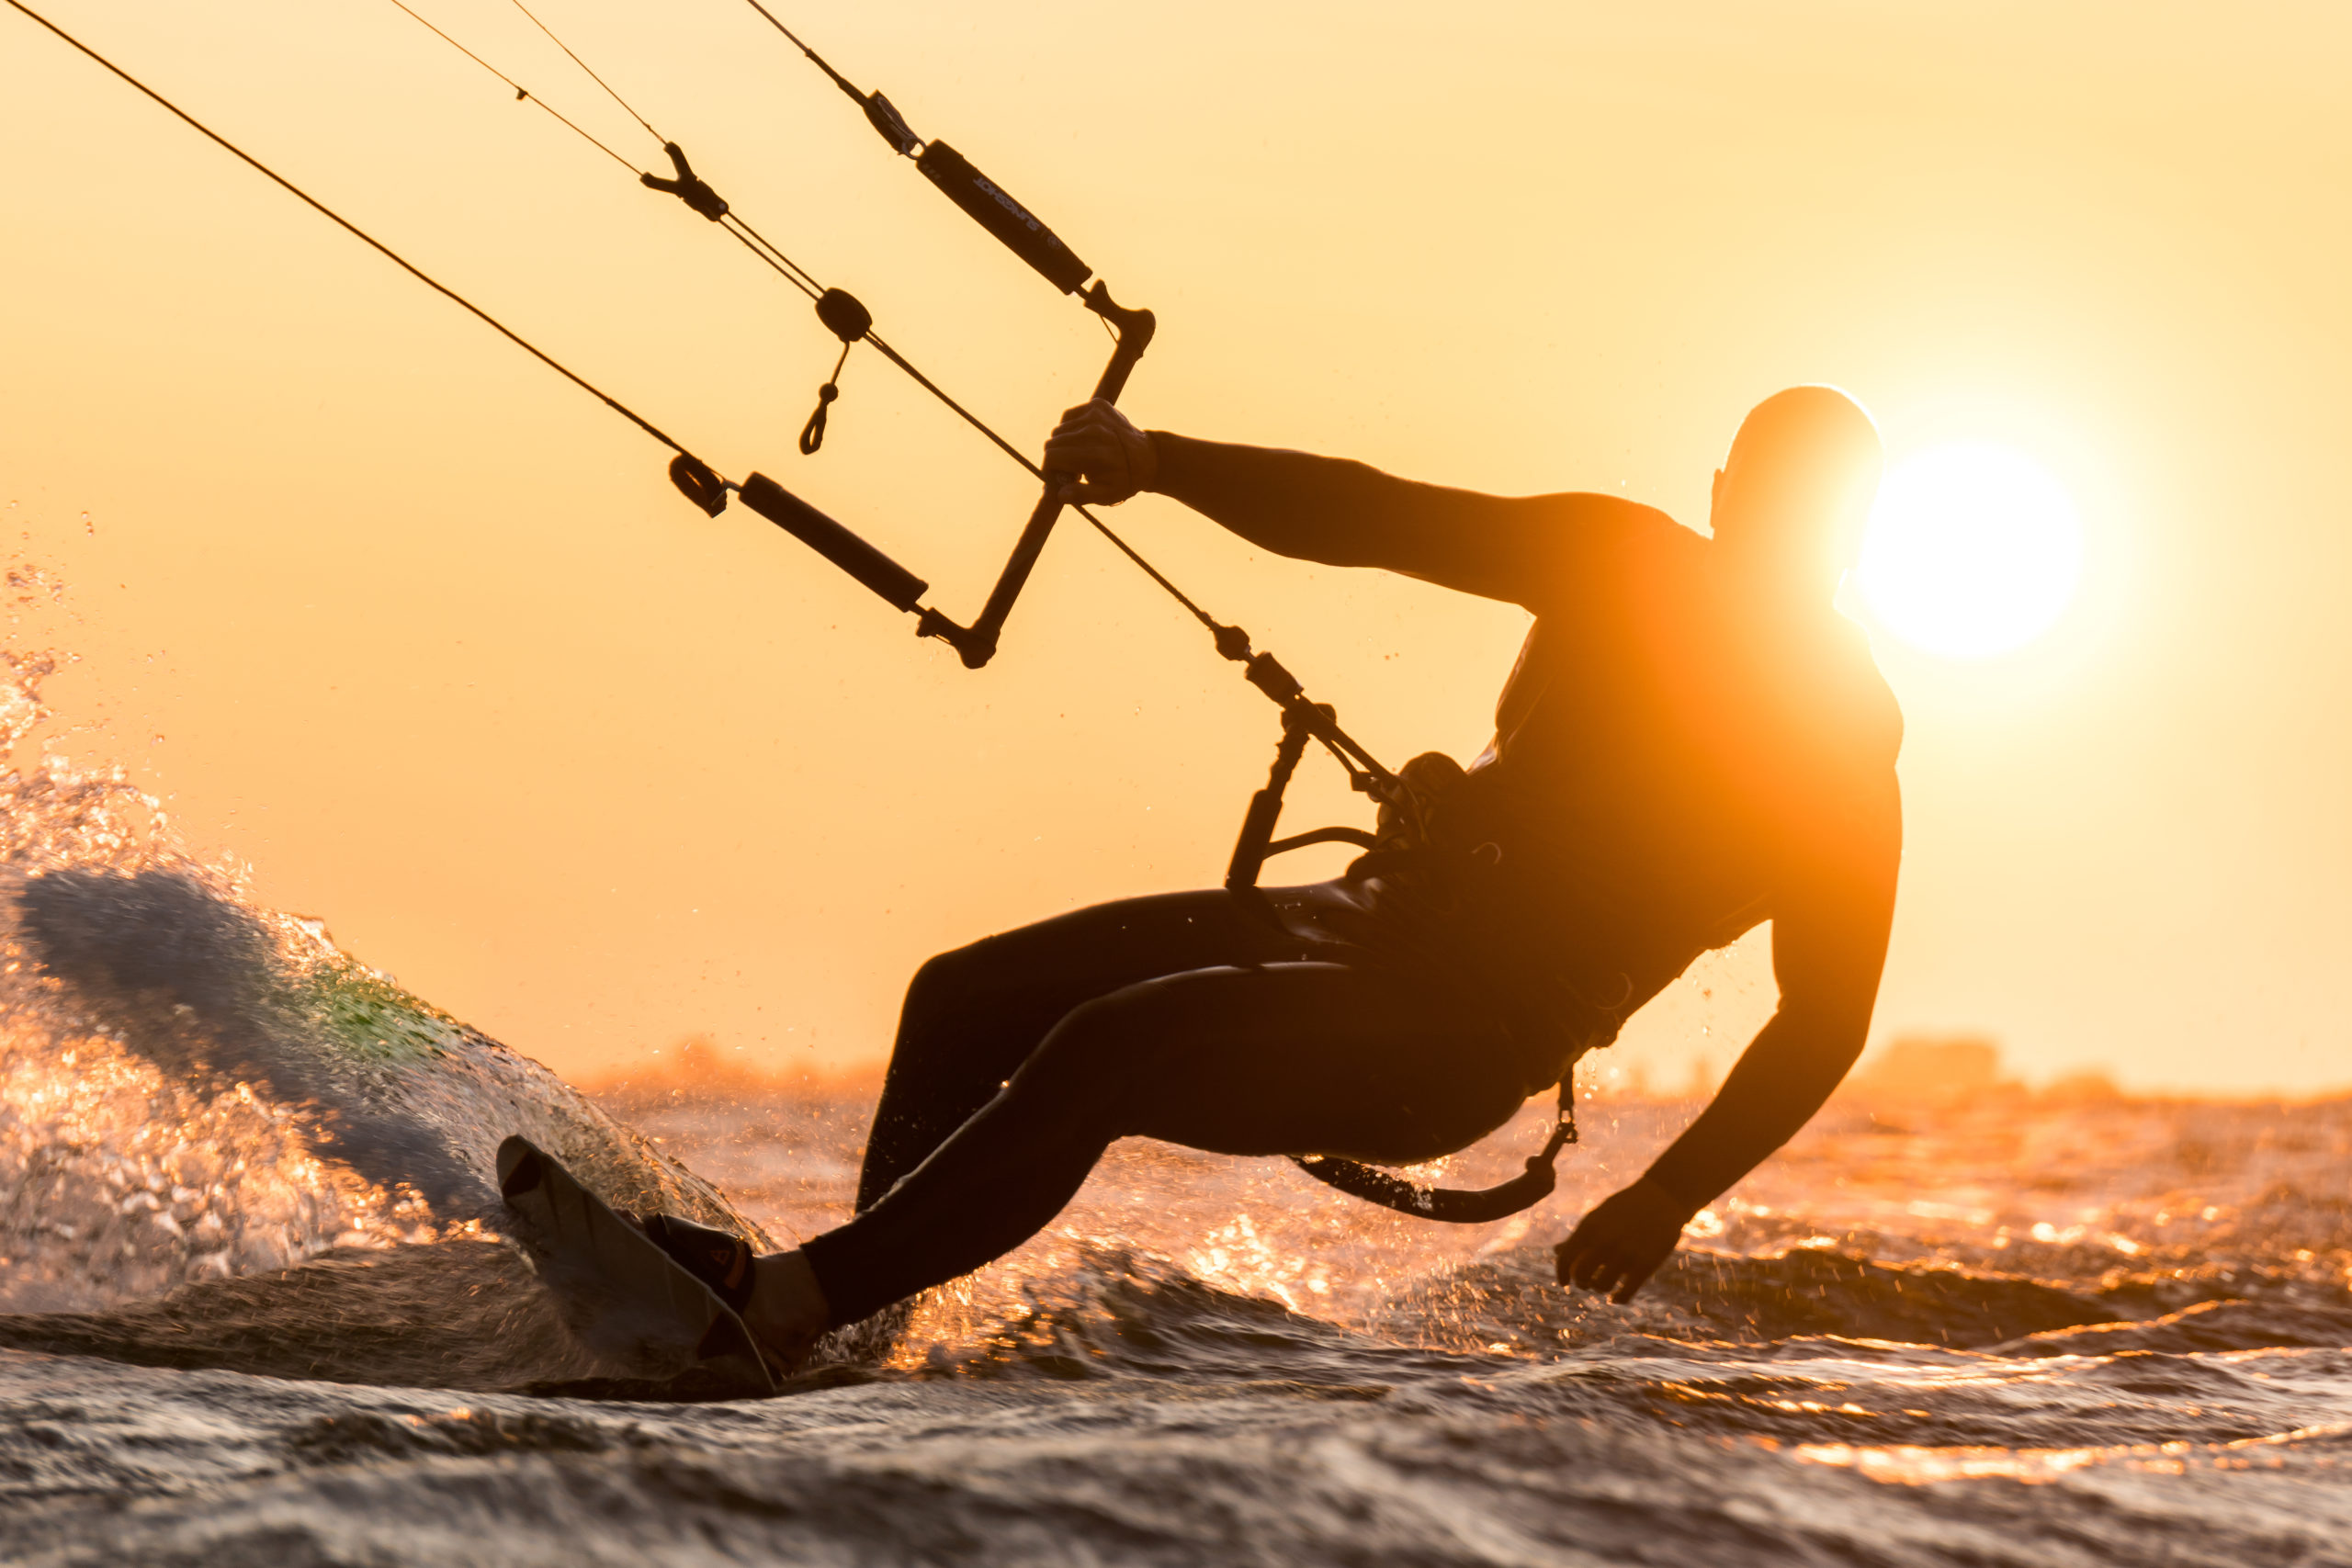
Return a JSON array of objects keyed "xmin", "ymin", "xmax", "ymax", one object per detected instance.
[{"xmin": 1855, "ymin": 443, "xmax": 2084, "ymax": 659}]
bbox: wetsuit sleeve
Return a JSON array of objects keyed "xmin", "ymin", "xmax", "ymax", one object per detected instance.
[
  {"xmin": 1638, "ymin": 770, "xmax": 1903, "ymax": 1211},
  {"xmin": 1147, "ymin": 433, "xmax": 1668, "ymax": 609}
]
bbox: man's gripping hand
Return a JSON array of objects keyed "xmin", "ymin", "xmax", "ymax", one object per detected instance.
[
  {"xmin": 1555, "ymin": 1177, "xmax": 1696, "ymax": 1303},
  {"xmin": 1044, "ymin": 399, "xmax": 1158, "ymax": 506}
]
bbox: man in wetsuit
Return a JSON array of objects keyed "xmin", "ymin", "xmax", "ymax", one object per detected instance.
[{"xmin": 722, "ymin": 386, "xmax": 1903, "ymax": 1364}]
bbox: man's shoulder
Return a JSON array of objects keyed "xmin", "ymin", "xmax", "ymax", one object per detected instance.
[
  {"xmin": 1833, "ymin": 620, "xmax": 1905, "ymax": 768},
  {"xmin": 1755, "ymin": 618, "xmax": 1905, "ymax": 859},
  {"xmin": 1508, "ymin": 494, "xmax": 1700, "ymax": 610},
  {"xmin": 1511, "ymin": 492, "xmax": 1690, "ymax": 561}
]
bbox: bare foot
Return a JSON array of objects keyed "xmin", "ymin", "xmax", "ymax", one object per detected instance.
[{"xmin": 741, "ymin": 1249, "xmax": 830, "ymax": 1371}]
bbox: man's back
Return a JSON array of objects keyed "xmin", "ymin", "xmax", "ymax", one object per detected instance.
[{"xmin": 1459, "ymin": 501, "xmax": 1904, "ymax": 1032}]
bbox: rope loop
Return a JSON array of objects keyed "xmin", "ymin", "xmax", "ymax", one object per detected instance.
[
  {"xmin": 799, "ymin": 340, "xmax": 854, "ymax": 454},
  {"xmin": 668, "ymin": 454, "xmax": 729, "ymax": 515},
  {"xmin": 798, "ymin": 381, "xmax": 839, "ymax": 454},
  {"xmin": 797, "ymin": 293, "xmax": 869, "ymax": 454}
]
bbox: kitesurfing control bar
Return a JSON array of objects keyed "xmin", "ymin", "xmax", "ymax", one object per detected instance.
[
  {"xmin": 19, "ymin": 0, "xmax": 1391, "ymax": 888},
  {"xmin": 369, "ymin": 0, "xmax": 1140, "ymax": 642},
  {"xmin": 914, "ymin": 283, "xmax": 1155, "ymax": 667},
  {"xmin": 719, "ymin": 5, "xmax": 1182, "ymax": 663},
  {"xmin": 736, "ymin": 279, "xmax": 1155, "ymax": 667}
]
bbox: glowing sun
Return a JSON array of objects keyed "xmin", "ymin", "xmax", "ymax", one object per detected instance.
[{"xmin": 1855, "ymin": 443, "xmax": 2084, "ymax": 659}]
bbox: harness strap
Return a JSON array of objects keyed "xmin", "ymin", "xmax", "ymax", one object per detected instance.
[{"xmin": 1221, "ymin": 702, "xmax": 1578, "ymax": 1225}]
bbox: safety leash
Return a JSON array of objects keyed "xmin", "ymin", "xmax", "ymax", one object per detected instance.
[{"xmin": 1289, "ymin": 1072, "xmax": 1579, "ymax": 1224}]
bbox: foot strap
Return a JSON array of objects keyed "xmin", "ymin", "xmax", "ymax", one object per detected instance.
[{"xmin": 637, "ymin": 1213, "xmax": 756, "ymax": 1314}]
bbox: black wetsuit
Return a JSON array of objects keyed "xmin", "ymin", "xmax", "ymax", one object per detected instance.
[{"xmin": 800, "ymin": 436, "xmax": 1904, "ymax": 1327}]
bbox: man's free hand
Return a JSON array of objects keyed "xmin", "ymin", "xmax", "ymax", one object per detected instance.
[
  {"xmin": 1555, "ymin": 1177, "xmax": 1696, "ymax": 1303},
  {"xmin": 1043, "ymin": 399, "xmax": 1158, "ymax": 506}
]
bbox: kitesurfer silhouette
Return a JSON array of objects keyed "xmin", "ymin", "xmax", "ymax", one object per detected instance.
[
  {"xmin": 672, "ymin": 386, "xmax": 1903, "ymax": 1367},
  {"xmin": 1, "ymin": 0, "xmax": 1900, "ymax": 1374}
]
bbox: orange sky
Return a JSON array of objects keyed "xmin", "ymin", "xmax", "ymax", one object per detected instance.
[{"xmin": 3, "ymin": 1, "xmax": 2346, "ymax": 1093}]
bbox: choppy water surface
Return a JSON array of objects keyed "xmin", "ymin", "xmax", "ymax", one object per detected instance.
[
  {"xmin": 0, "ymin": 624, "xmax": 2347, "ymax": 1564},
  {"xmin": 9, "ymin": 1077, "xmax": 2352, "ymax": 1567}
]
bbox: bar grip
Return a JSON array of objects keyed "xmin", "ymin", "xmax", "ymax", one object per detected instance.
[
  {"xmin": 915, "ymin": 141, "xmax": 1091, "ymax": 295},
  {"xmin": 739, "ymin": 472, "xmax": 929, "ymax": 613}
]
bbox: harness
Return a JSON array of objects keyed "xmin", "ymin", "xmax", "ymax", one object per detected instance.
[{"xmin": 8, "ymin": 0, "xmax": 1577, "ymax": 1224}]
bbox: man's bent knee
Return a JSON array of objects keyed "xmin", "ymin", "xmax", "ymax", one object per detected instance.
[{"xmin": 898, "ymin": 942, "xmax": 993, "ymax": 1031}]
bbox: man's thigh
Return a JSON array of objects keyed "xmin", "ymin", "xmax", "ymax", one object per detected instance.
[
  {"xmin": 1016, "ymin": 960, "xmax": 1531, "ymax": 1167},
  {"xmin": 902, "ymin": 888, "xmax": 1319, "ymax": 1067},
  {"xmin": 938, "ymin": 888, "xmax": 1315, "ymax": 1002}
]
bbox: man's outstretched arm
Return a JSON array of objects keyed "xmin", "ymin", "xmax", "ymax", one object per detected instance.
[
  {"xmin": 1555, "ymin": 775, "xmax": 1903, "ymax": 1302},
  {"xmin": 1041, "ymin": 400, "xmax": 1665, "ymax": 608}
]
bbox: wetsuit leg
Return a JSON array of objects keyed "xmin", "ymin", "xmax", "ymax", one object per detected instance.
[
  {"xmin": 803, "ymin": 957, "xmax": 1527, "ymax": 1326},
  {"xmin": 854, "ymin": 890, "xmax": 1317, "ymax": 1211}
]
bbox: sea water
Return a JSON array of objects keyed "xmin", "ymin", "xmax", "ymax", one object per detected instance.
[{"xmin": 2, "ymin": 633, "xmax": 2348, "ymax": 1565}]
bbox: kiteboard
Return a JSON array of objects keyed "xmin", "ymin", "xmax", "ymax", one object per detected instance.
[{"xmin": 497, "ymin": 1134, "xmax": 776, "ymax": 1397}]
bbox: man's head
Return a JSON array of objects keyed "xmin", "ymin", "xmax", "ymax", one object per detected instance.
[{"xmin": 1709, "ymin": 386, "xmax": 1883, "ymax": 598}]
